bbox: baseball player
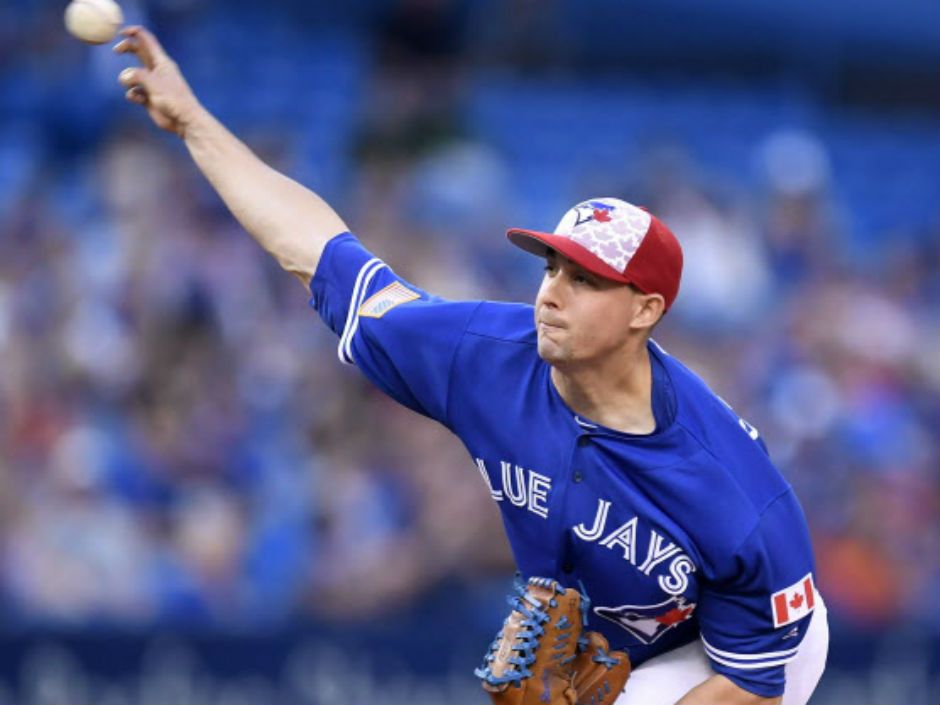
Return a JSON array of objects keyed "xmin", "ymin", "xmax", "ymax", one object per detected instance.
[{"xmin": 115, "ymin": 26, "xmax": 829, "ymax": 705}]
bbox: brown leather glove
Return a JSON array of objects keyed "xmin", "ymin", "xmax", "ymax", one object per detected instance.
[
  {"xmin": 475, "ymin": 576, "xmax": 631, "ymax": 705},
  {"xmin": 570, "ymin": 630, "xmax": 632, "ymax": 705}
]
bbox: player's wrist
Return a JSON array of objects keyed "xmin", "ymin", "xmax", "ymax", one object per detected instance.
[{"xmin": 177, "ymin": 100, "xmax": 212, "ymax": 140}]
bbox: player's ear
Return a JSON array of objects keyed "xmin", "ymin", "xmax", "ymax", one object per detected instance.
[{"xmin": 630, "ymin": 292, "xmax": 665, "ymax": 331}]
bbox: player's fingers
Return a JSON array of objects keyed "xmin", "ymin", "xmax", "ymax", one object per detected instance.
[
  {"xmin": 119, "ymin": 25, "xmax": 170, "ymax": 70},
  {"xmin": 112, "ymin": 36, "xmax": 137, "ymax": 56},
  {"xmin": 125, "ymin": 86, "xmax": 147, "ymax": 105},
  {"xmin": 118, "ymin": 67, "xmax": 149, "ymax": 90}
]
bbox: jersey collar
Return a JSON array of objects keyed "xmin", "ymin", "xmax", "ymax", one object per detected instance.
[{"xmin": 550, "ymin": 341, "xmax": 677, "ymax": 438}]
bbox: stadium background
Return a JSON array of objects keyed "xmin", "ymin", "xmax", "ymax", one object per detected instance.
[{"xmin": 1, "ymin": 0, "xmax": 938, "ymax": 703}]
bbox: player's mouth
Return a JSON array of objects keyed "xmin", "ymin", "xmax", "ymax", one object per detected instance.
[{"xmin": 538, "ymin": 318, "xmax": 566, "ymax": 329}]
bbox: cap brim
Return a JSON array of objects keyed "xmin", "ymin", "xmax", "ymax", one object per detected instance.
[{"xmin": 506, "ymin": 228, "xmax": 630, "ymax": 284}]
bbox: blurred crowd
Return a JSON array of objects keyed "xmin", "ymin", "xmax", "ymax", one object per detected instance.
[{"xmin": 1, "ymin": 0, "xmax": 938, "ymax": 648}]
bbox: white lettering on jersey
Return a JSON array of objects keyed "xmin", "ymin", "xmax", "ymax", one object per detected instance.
[
  {"xmin": 528, "ymin": 471, "xmax": 551, "ymax": 518},
  {"xmin": 573, "ymin": 499, "xmax": 612, "ymax": 541},
  {"xmin": 599, "ymin": 517, "xmax": 639, "ymax": 564},
  {"xmin": 716, "ymin": 394, "xmax": 762, "ymax": 441},
  {"xmin": 739, "ymin": 418, "xmax": 760, "ymax": 441},
  {"xmin": 501, "ymin": 461, "xmax": 527, "ymax": 507},
  {"xmin": 474, "ymin": 459, "xmax": 552, "ymax": 520},
  {"xmin": 659, "ymin": 555, "xmax": 697, "ymax": 595},
  {"xmin": 637, "ymin": 530, "xmax": 682, "ymax": 575},
  {"xmin": 572, "ymin": 501, "xmax": 698, "ymax": 594},
  {"xmin": 474, "ymin": 458, "xmax": 503, "ymax": 502}
]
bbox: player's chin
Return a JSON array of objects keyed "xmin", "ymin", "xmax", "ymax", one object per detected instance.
[{"xmin": 536, "ymin": 335, "xmax": 569, "ymax": 365}]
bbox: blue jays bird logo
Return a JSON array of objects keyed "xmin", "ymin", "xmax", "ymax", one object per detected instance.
[
  {"xmin": 572, "ymin": 200, "xmax": 617, "ymax": 227},
  {"xmin": 594, "ymin": 596, "xmax": 696, "ymax": 645}
]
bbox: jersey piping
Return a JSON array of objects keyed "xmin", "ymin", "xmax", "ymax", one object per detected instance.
[{"xmin": 338, "ymin": 257, "xmax": 385, "ymax": 364}]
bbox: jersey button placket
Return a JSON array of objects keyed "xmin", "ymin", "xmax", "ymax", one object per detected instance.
[
  {"xmin": 558, "ymin": 432, "xmax": 591, "ymax": 579},
  {"xmin": 573, "ymin": 435, "xmax": 589, "ymax": 483}
]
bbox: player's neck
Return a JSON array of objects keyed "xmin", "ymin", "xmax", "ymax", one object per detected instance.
[{"xmin": 550, "ymin": 342, "xmax": 656, "ymax": 435}]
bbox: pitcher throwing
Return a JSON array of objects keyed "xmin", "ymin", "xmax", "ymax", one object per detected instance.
[{"xmin": 115, "ymin": 26, "xmax": 828, "ymax": 705}]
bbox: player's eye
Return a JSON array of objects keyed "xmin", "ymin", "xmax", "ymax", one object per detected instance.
[{"xmin": 573, "ymin": 272, "xmax": 594, "ymax": 286}]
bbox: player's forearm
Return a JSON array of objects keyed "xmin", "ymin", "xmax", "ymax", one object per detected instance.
[
  {"xmin": 182, "ymin": 106, "xmax": 348, "ymax": 286},
  {"xmin": 674, "ymin": 674, "xmax": 782, "ymax": 705}
]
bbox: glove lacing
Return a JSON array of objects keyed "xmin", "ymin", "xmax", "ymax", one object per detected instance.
[
  {"xmin": 583, "ymin": 644, "xmax": 622, "ymax": 669},
  {"xmin": 573, "ymin": 585, "xmax": 622, "ymax": 670},
  {"xmin": 475, "ymin": 576, "xmax": 578, "ymax": 688}
]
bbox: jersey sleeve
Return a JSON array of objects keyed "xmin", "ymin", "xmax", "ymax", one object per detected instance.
[
  {"xmin": 696, "ymin": 489, "xmax": 819, "ymax": 698},
  {"xmin": 308, "ymin": 232, "xmax": 480, "ymax": 426}
]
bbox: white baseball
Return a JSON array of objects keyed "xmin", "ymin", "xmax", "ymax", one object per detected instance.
[{"xmin": 64, "ymin": 0, "xmax": 124, "ymax": 45}]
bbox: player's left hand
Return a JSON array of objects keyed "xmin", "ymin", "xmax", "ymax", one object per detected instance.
[
  {"xmin": 569, "ymin": 630, "xmax": 632, "ymax": 705},
  {"xmin": 475, "ymin": 576, "xmax": 631, "ymax": 705}
]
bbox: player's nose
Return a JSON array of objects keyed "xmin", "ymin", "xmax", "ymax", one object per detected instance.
[{"xmin": 537, "ymin": 272, "xmax": 564, "ymax": 309}]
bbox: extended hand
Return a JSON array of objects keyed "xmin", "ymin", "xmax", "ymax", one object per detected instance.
[{"xmin": 114, "ymin": 26, "xmax": 202, "ymax": 137}]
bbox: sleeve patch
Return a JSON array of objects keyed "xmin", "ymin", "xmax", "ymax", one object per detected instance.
[
  {"xmin": 771, "ymin": 573, "xmax": 816, "ymax": 628},
  {"xmin": 358, "ymin": 281, "xmax": 420, "ymax": 319}
]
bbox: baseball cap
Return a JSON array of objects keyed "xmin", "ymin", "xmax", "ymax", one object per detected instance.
[{"xmin": 507, "ymin": 197, "xmax": 684, "ymax": 311}]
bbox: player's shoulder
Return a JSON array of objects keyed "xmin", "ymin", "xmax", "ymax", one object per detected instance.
[
  {"xmin": 374, "ymin": 297, "xmax": 535, "ymax": 350},
  {"xmin": 651, "ymin": 340, "xmax": 791, "ymax": 513},
  {"xmin": 653, "ymin": 341, "xmax": 770, "ymax": 454},
  {"xmin": 463, "ymin": 300, "xmax": 538, "ymax": 346},
  {"xmin": 316, "ymin": 231, "xmax": 535, "ymax": 339}
]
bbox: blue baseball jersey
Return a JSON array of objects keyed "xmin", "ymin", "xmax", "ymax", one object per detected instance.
[{"xmin": 309, "ymin": 232, "xmax": 819, "ymax": 698}]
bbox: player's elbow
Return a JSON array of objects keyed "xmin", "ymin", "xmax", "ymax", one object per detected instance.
[
  {"xmin": 283, "ymin": 257, "xmax": 316, "ymax": 288},
  {"xmin": 267, "ymin": 236, "xmax": 319, "ymax": 288}
]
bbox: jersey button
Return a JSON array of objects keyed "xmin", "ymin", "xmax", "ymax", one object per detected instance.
[
  {"xmin": 573, "ymin": 470, "xmax": 583, "ymax": 483},
  {"xmin": 562, "ymin": 562, "xmax": 574, "ymax": 573},
  {"xmin": 577, "ymin": 436, "xmax": 590, "ymax": 447}
]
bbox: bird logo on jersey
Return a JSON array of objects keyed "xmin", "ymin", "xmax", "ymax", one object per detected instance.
[{"xmin": 594, "ymin": 596, "xmax": 696, "ymax": 645}]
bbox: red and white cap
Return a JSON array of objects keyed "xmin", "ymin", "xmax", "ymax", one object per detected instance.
[{"xmin": 507, "ymin": 197, "xmax": 684, "ymax": 311}]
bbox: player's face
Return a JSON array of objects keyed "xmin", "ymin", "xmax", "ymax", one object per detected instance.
[{"xmin": 534, "ymin": 251, "xmax": 644, "ymax": 366}]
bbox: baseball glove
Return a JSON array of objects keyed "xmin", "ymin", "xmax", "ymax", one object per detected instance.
[{"xmin": 475, "ymin": 576, "xmax": 631, "ymax": 705}]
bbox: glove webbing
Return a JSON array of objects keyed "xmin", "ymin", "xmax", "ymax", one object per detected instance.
[{"xmin": 474, "ymin": 576, "xmax": 578, "ymax": 688}]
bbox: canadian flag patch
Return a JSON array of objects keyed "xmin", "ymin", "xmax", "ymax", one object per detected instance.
[{"xmin": 771, "ymin": 573, "xmax": 816, "ymax": 628}]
